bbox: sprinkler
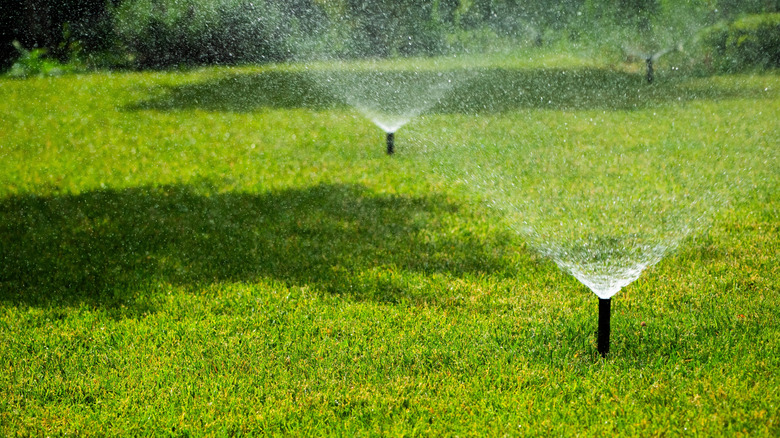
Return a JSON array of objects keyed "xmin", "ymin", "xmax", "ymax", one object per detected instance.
[
  {"xmin": 598, "ymin": 298, "xmax": 611, "ymax": 356},
  {"xmin": 644, "ymin": 44, "xmax": 682, "ymax": 84},
  {"xmin": 624, "ymin": 43, "xmax": 683, "ymax": 84},
  {"xmin": 386, "ymin": 132, "xmax": 395, "ymax": 155},
  {"xmin": 645, "ymin": 57, "xmax": 655, "ymax": 84}
]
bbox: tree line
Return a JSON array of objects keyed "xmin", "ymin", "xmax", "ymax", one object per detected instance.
[{"xmin": 1, "ymin": 0, "xmax": 777, "ymax": 70}]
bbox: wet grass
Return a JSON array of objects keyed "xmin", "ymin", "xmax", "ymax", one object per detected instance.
[{"xmin": 0, "ymin": 54, "xmax": 778, "ymax": 436}]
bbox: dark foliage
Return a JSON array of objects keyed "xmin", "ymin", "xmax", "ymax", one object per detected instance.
[
  {"xmin": 0, "ymin": 0, "xmax": 117, "ymax": 69},
  {"xmin": 700, "ymin": 13, "xmax": 780, "ymax": 71},
  {"xmin": 342, "ymin": 0, "xmax": 445, "ymax": 57},
  {"xmin": 114, "ymin": 0, "xmax": 326, "ymax": 69},
  {"xmin": 1, "ymin": 0, "xmax": 779, "ymax": 71}
]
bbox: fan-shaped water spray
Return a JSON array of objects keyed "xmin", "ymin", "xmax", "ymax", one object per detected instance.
[
  {"xmin": 623, "ymin": 44, "xmax": 684, "ymax": 83},
  {"xmin": 305, "ymin": 61, "xmax": 464, "ymax": 154},
  {"xmin": 287, "ymin": 3, "xmax": 487, "ymax": 155},
  {"xmin": 415, "ymin": 112, "xmax": 740, "ymax": 355},
  {"xmin": 276, "ymin": 1, "xmax": 764, "ymax": 356}
]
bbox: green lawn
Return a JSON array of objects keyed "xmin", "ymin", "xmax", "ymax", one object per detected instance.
[{"xmin": 1, "ymin": 53, "xmax": 778, "ymax": 436}]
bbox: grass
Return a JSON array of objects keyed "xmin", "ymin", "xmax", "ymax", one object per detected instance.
[{"xmin": 0, "ymin": 51, "xmax": 778, "ymax": 436}]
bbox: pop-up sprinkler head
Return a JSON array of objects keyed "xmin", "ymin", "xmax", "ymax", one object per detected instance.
[
  {"xmin": 386, "ymin": 132, "xmax": 395, "ymax": 155},
  {"xmin": 646, "ymin": 58, "xmax": 654, "ymax": 84},
  {"xmin": 598, "ymin": 298, "xmax": 611, "ymax": 357}
]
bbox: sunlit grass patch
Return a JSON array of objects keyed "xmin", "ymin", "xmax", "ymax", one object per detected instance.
[{"xmin": 0, "ymin": 54, "xmax": 778, "ymax": 435}]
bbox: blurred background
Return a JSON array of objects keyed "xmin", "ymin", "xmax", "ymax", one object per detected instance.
[{"xmin": 1, "ymin": 0, "xmax": 778, "ymax": 75}]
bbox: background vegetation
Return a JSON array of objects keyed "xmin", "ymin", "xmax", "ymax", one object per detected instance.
[{"xmin": 2, "ymin": 0, "xmax": 779, "ymax": 72}]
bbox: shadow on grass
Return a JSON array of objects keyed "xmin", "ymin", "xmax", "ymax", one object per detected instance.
[
  {"xmin": 126, "ymin": 66, "xmax": 772, "ymax": 114},
  {"xmin": 127, "ymin": 70, "xmax": 336, "ymax": 112},
  {"xmin": 0, "ymin": 183, "xmax": 515, "ymax": 313},
  {"xmin": 436, "ymin": 67, "xmax": 769, "ymax": 112}
]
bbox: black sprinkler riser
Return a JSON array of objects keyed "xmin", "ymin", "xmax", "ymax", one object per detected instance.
[
  {"xmin": 646, "ymin": 58, "xmax": 654, "ymax": 84},
  {"xmin": 598, "ymin": 298, "xmax": 611, "ymax": 357},
  {"xmin": 386, "ymin": 132, "xmax": 395, "ymax": 155}
]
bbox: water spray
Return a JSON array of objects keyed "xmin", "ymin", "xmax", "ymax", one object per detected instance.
[
  {"xmin": 645, "ymin": 44, "xmax": 682, "ymax": 84},
  {"xmin": 598, "ymin": 298, "xmax": 611, "ymax": 356},
  {"xmin": 624, "ymin": 43, "xmax": 682, "ymax": 84},
  {"xmin": 386, "ymin": 132, "xmax": 395, "ymax": 155}
]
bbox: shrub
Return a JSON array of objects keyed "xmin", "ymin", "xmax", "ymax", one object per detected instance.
[
  {"xmin": 112, "ymin": 0, "xmax": 322, "ymax": 69},
  {"xmin": 699, "ymin": 13, "xmax": 780, "ymax": 71},
  {"xmin": 727, "ymin": 13, "xmax": 780, "ymax": 68},
  {"xmin": 6, "ymin": 41, "xmax": 72, "ymax": 78},
  {"xmin": 345, "ymin": 0, "xmax": 451, "ymax": 58},
  {"xmin": 0, "ymin": 0, "xmax": 116, "ymax": 71}
]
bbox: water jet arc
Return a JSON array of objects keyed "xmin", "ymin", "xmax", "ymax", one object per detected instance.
[
  {"xmin": 598, "ymin": 298, "xmax": 611, "ymax": 357},
  {"xmin": 386, "ymin": 132, "xmax": 395, "ymax": 155}
]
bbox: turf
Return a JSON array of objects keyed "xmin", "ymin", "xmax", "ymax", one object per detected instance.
[{"xmin": 1, "ymin": 53, "xmax": 778, "ymax": 436}]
